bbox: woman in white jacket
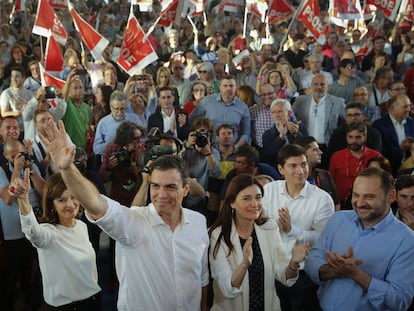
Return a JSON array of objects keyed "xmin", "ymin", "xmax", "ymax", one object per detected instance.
[
  {"xmin": 9, "ymin": 170, "xmax": 101, "ymax": 310},
  {"xmin": 209, "ymin": 174, "xmax": 309, "ymax": 310}
]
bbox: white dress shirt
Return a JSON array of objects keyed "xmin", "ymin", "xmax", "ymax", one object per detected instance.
[{"xmin": 87, "ymin": 196, "xmax": 209, "ymax": 311}]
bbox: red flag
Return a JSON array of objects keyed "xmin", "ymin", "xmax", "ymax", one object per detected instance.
[
  {"xmin": 158, "ymin": 0, "xmax": 185, "ymax": 27},
  {"xmin": 39, "ymin": 63, "xmax": 66, "ymax": 90},
  {"xmin": 14, "ymin": 0, "xmax": 26, "ymax": 11},
  {"xmin": 399, "ymin": 0, "xmax": 414, "ymax": 21},
  {"xmin": 68, "ymin": 2, "xmax": 109, "ymax": 61},
  {"xmin": 48, "ymin": 0, "xmax": 68, "ymax": 9},
  {"xmin": 329, "ymin": 0, "xmax": 362, "ymax": 26},
  {"xmin": 32, "ymin": 0, "xmax": 67, "ymax": 45},
  {"xmin": 267, "ymin": 0, "xmax": 295, "ymax": 24},
  {"xmin": 217, "ymin": 0, "xmax": 238, "ymax": 13},
  {"xmin": 246, "ymin": 0, "xmax": 268, "ymax": 22},
  {"xmin": 45, "ymin": 34, "xmax": 64, "ymax": 73},
  {"xmin": 117, "ymin": 14, "xmax": 159, "ymax": 76},
  {"xmin": 297, "ymin": 0, "xmax": 328, "ymax": 43},
  {"xmin": 364, "ymin": 0, "xmax": 402, "ymax": 21}
]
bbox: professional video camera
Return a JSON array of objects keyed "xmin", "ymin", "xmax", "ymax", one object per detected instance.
[{"xmin": 138, "ymin": 128, "xmax": 179, "ymax": 172}]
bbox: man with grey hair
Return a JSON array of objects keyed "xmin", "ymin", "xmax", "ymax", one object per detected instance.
[
  {"xmin": 93, "ymin": 91, "xmax": 140, "ymax": 156},
  {"xmin": 261, "ymin": 98, "xmax": 308, "ymax": 165},
  {"xmin": 300, "ymin": 54, "xmax": 334, "ymax": 94}
]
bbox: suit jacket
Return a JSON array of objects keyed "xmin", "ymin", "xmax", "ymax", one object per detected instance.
[
  {"xmin": 372, "ymin": 114, "xmax": 414, "ymax": 174},
  {"xmin": 292, "ymin": 94, "xmax": 346, "ymax": 144},
  {"xmin": 209, "ymin": 220, "xmax": 297, "ymax": 311},
  {"xmin": 147, "ymin": 109, "xmax": 189, "ymax": 141},
  {"xmin": 261, "ymin": 124, "xmax": 308, "ymax": 165}
]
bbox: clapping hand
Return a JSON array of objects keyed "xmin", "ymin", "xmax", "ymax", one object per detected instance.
[
  {"xmin": 242, "ymin": 237, "xmax": 253, "ymax": 268},
  {"xmin": 291, "ymin": 239, "xmax": 310, "ymax": 264}
]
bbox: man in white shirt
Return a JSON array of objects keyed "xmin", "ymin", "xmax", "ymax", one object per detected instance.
[
  {"xmin": 39, "ymin": 122, "xmax": 209, "ymax": 311},
  {"xmin": 263, "ymin": 144, "xmax": 335, "ymax": 311}
]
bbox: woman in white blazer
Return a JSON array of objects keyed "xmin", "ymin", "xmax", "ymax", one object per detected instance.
[{"xmin": 209, "ymin": 174, "xmax": 309, "ymax": 311}]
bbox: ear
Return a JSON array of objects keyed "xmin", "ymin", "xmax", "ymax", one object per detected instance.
[
  {"xmin": 387, "ymin": 189, "xmax": 396, "ymax": 206},
  {"xmin": 277, "ymin": 164, "xmax": 284, "ymax": 176}
]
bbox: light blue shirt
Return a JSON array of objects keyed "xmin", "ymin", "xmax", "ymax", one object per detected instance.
[
  {"xmin": 189, "ymin": 94, "xmax": 251, "ymax": 145},
  {"xmin": 305, "ymin": 210, "xmax": 414, "ymax": 311},
  {"xmin": 93, "ymin": 112, "xmax": 140, "ymax": 155}
]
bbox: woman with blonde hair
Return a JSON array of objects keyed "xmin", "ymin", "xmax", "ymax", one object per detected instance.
[
  {"xmin": 197, "ymin": 61, "xmax": 220, "ymax": 94},
  {"xmin": 236, "ymin": 85, "xmax": 256, "ymax": 107},
  {"xmin": 155, "ymin": 66, "xmax": 179, "ymax": 108}
]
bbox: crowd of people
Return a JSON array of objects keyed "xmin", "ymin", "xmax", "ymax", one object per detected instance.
[{"xmin": 0, "ymin": 0, "xmax": 414, "ymax": 310}]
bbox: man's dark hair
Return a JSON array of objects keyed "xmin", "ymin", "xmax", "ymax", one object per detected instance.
[
  {"xmin": 356, "ymin": 167, "xmax": 395, "ymax": 195},
  {"xmin": 339, "ymin": 58, "xmax": 355, "ymax": 69},
  {"xmin": 374, "ymin": 66, "xmax": 393, "ymax": 82},
  {"xmin": 294, "ymin": 136, "xmax": 318, "ymax": 151},
  {"xmin": 346, "ymin": 122, "xmax": 367, "ymax": 135},
  {"xmin": 158, "ymin": 86, "xmax": 172, "ymax": 94},
  {"xmin": 292, "ymin": 34, "xmax": 305, "ymax": 42},
  {"xmin": 372, "ymin": 35, "xmax": 386, "ymax": 43},
  {"xmin": 190, "ymin": 116, "xmax": 214, "ymax": 134},
  {"xmin": 10, "ymin": 66, "xmax": 25, "ymax": 77},
  {"xmin": 277, "ymin": 144, "xmax": 307, "ymax": 167},
  {"xmin": 216, "ymin": 123, "xmax": 234, "ymax": 136},
  {"xmin": 0, "ymin": 116, "xmax": 19, "ymax": 127},
  {"xmin": 235, "ymin": 145, "xmax": 259, "ymax": 166},
  {"xmin": 396, "ymin": 175, "xmax": 414, "ymax": 192},
  {"xmin": 149, "ymin": 155, "xmax": 190, "ymax": 186},
  {"xmin": 346, "ymin": 102, "xmax": 364, "ymax": 111},
  {"xmin": 113, "ymin": 121, "xmax": 145, "ymax": 146},
  {"xmin": 34, "ymin": 109, "xmax": 51, "ymax": 123}
]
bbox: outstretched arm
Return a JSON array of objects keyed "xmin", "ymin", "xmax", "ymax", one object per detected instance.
[{"xmin": 40, "ymin": 120, "xmax": 108, "ymax": 220}]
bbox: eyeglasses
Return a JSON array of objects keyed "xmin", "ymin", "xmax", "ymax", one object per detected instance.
[
  {"xmin": 198, "ymin": 70, "xmax": 208, "ymax": 74},
  {"xmin": 346, "ymin": 113, "xmax": 362, "ymax": 117},
  {"xmin": 261, "ymin": 92, "xmax": 274, "ymax": 97},
  {"xmin": 303, "ymin": 60, "xmax": 309, "ymax": 63},
  {"xmin": 391, "ymin": 87, "xmax": 406, "ymax": 91},
  {"xmin": 112, "ymin": 107, "xmax": 126, "ymax": 112}
]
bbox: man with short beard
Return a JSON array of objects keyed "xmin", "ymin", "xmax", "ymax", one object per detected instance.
[{"xmin": 329, "ymin": 122, "xmax": 381, "ymax": 208}]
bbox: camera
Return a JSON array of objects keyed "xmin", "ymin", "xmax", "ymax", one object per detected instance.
[
  {"xmin": 75, "ymin": 69, "xmax": 87, "ymax": 76},
  {"xmin": 134, "ymin": 75, "xmax": 146, "ymax": 81},
  {"xmin": 194, "ymin": 130, "xmax": 209, "ymax": 148},
  {"xmin": 113, "ymin": 149, "xmax": 131, "ymax": 168},
  {"xmin": 137, "ymin": 128, "xmax": 178, "ymax": 172},
  {"xmin": 20, "ymin": 151, "xmax": 34, "ymax": 162},
  {"xmin": 44, "ymin": 86, "xmax": 56, "ymax": 99}
]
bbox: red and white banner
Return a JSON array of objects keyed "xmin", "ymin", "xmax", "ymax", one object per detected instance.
[
  {"xmin": 39, "ymin": 63, "xmax": 66, "ymax": 90},
  {"xmin": 45, "ymin": 33, "xmax": 64, "ymax": 73},
  {"xmin": 297, "ymin": 0, "xmax": 328, "ymax": 43},
  {"xmin": 14, "ymin": 0, "xmax": 26, "ymax": 11},
  {"xmin": 117, "ymin": 14, "xmax": 158, "ymax": 76},
  {"xmin": 158, "ymin": 0, "xmax": 184, "ymax": 27},
  {"xmin": 399, "ymin": 0, "xmax": 413, "ymax": 21},
  {"xmin": 216, "ymin": 0, "xmax": 238, "ymax": 13},
  {"xmin": 246, "ymin": 0, "xmax": 268, "ymax": 22},
  {"xmin": 32, "ymin": 0, "xmax": 67, "ymax": 45},
  {"xmin": 48, "ymin": 0, "xmax": 68, "ymax": 9},
  {"xmin": 365, "ymin": 0, "xmax": 402, "ymax": 21},
  {"xmin": 267, "ymin": 0, "xmax": 295, "ymax": 24},
  {"xmin": 329, "ymin": 0, "xmax": 362, "ymax": 26},
  {"xmin": 68, "ymin": 2, "xmax": 109, "ymax": 61}
]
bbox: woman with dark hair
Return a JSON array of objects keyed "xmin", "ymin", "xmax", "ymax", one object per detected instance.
[
  {"xmin": 209, "ymin": 174, "xmax": 309, "ymax": 310},
  {"xmin": 183, "ymin": 81, "xmax": 207, "ymax": 115},
  {"xmin": 10, "ymin": 171, "xmax": 101, "ymax": 310},
  {"xmin": 2, "ymin": 44, "xmax": 29, "ymax": 79},
  {"xmin": 90, "ymin": 84, "xmax": 113, "ymax": 132}
]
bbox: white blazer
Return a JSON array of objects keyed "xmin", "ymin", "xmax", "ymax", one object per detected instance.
[{"xmin": 209, "ymin": 219, "xmax": 298, "ymax": 311}]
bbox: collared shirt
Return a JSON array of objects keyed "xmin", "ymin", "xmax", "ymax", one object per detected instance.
[
  {"xmin": 305, "ymin": 210, "xmax": 414, "ymax": 311},
  {"xmin": 161, "ymin": 109, "xmax": 176, "ymax": 136},
  {"xmin": 389, "ymin": 113, "xmax": 407, "ymax": 146},
  {"xmin": 93, "ymin": 112, "xmax": 140, "ymax": 155},
  {"xmin": 190, "ymin": 94, "xmax": 251, "ymax": 145},
  {"xmin": 263, "ymin": 180, "xmax": 335, "ymax": 268},
  {"xmin": 367, "ymin": 84, "xmax": 390, "ymax": 107},
  {"xmin": 308, "ymin": 96, "xmax": 327, "ymax": 144},
  {"xmin": 87, "ymin": 196, "xmax": 209, "ymax": 311},
  {"xmin": 249, "ymin": 103, "xmax": 273, "ymax": 147}
]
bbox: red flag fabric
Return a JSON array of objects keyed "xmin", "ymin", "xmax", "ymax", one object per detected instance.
[
  {"xmin": 267, "ymin": 0, "xmax": 295, "ymax": 24},
  {"xmin": 32, "ymin": 0, "xmax": 67, "ymax": 45},
  {"xmin": 48, "ymin": 0, "xmax": 68, "ymax": 9},
  {"xmin": 158, "ymin": 0, "xmax": 184, "ymax": 27},
  {"xmin": 15, "ymin": 0, "xmax": 26, "ymax": 11},
  {"xmin": 68, "ymin": 2, "xmax": 109, "ymax": 61},
  {"xmin": 329, "ymin": 0, "xmax": 362, "ymax": 25},
  {"xmin": 399, "ymin": 0, "xmax": 413, "ymax": 21},
  {"xmin": 364, "ymin": 0, "xmax": 402, "ymax": 21},
  {"xmin": 39, "ymin": 63, "xmax": 66, "ymax": 90},
  {"xmin": 297, "ymin": 0, "xmax": 328, "ymax": 43},
  {"xmin": 217, "ymin": 0, "xmax": 238, "ymax": 13},
  {"xmin": 45, "ymin": 34, "xmax": 64, "ymax": 72},
  {"xmin": 246, "ymin": 0, "xmax": 268, "ymax": 23},
  {"xmin": 117, "ymin": 14, "xmax": 159, "ymax": 76}
]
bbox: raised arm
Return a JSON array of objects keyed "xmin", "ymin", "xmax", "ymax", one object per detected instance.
[{"xmin": 40, "ymin": 120, "xmax": 108, "ymax": 219}]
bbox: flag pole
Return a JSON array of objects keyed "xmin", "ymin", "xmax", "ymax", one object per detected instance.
[
  {"xmin": 277, "ymin": 0, "xmax": 305, "ymax": 55},
  {"xmin": 243, "ymin": 4, "xmax": 248, "ymax": 38}
]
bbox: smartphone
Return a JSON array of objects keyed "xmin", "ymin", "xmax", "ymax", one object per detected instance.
[
  {"xmin": 75, "ymin": 69, "xmax": 87, "ymax": 76},
  {"xmin": 44, "ymin": 86, "xmax": 56, "ymax": 99},
  {"xmin": 134, "ymin": 75, "xmax": 146, "ymax": 81}
]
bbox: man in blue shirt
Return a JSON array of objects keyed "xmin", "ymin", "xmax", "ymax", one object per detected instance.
[
  {"xmin": 189, "ymin": 75, "xmax": 251, "ymax": 150},
  {"xmin": 93, "ymin": 91, "xmax": 140, "ymax": 156},
  {"xmin": 305, "ymin": 167, "xmax": 414, "ymax": 311}
]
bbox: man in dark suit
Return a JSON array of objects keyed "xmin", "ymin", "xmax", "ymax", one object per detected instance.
[
  {"xmin": 148, "ymin": 86, "xmax": 189, "ymax": 141},
  {"xmin": 261, "ymin": 98, "xmax": 308, "ymax": 166},
  {"xmin": 372, "ymin": 94, "xmax": 414, "ymax": 175},
  {"xmin": 293, "ymin": 73, "xmax": 346, "ymax": 168}
]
